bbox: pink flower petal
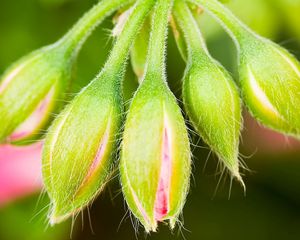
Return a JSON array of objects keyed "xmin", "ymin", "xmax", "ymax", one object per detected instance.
[{"xmin": 0, "ymin": 141, "xmax": 43, "ymax": 207}]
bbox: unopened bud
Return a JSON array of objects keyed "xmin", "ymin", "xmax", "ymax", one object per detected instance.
[
  {"xmin": 183, "ymin": 54, "xmax": 243, "ymax": 181},
  {"xmin": 42, "ymin": 74, "xmax": 122, "ymax": 224},
  {"xmin": 120, "ymin": 78, "xmax": 191, "ymax": 232},
  {"xmin": 239, "ymin": 38, "xmax": 300, "ymax": 137},
  {"xmin": 174, "ymin": 0, "xmax": 243, "ymax": 182},
  {"xmin": 130, "ymin": 17, "xmax": 150, "ymax": 81},
  {"xmin": 0, "ymin": 45, "xmax": 71, "ymax": 143}
]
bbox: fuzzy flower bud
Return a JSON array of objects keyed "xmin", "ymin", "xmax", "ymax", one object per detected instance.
[
  {"xmin": 42, "ymin": 74, "xmax": 122, "ymax": 224},
  {"xmin": 238, "ymin": 38, "xmax": 300, "ymax": 137},
  {"xmin": 0, "ymin": 45, "xmax": 70, "ymax": 143},
  {"xmin": 183, "ymin": 56, "xmax": 243, "ymax": 181},
  {"xmin": 120, "ymin": 79, "xmax": 191, "ymax": 232},
  {"xmin": 174, "ymin": 0, "xmax": 243, "ymax": 182},
  {"xmin": 120, "ymin": 0, "xmax": 190, "ymax": 231}
]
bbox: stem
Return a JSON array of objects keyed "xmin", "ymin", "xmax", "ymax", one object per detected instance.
[
  {"xmin": 189, "ymin": 0, "xmax": 256, "ymax": 46},
  {"xmin": 59, "ymin": 0, "xmax": 135, "ymax": 58},
  {"xmin": 173, "ymin": 0, "xmax": 208, "ymax": 61},
  {"xmin": 144, "ymin": 0, "xmax": 173, "ymax": 78},
  {"xmin": 102, "ymin": 0, "xmax": 156, "ymax": 75}
]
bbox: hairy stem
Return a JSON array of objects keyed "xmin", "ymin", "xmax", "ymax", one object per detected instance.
[
  {"xmin": 189, "ymin": 0, "xmax": 256, "ymax": 46},
  {"xmin": 59, "ymin": 0, "xmax": 135, "ymax": 57},
  {"xmin": 173, "ymin": 0, "xmax": 208, "ymax": 61},
  {"xmin": 102, "ymin": 0, "xmax": 156, "ymax": 76},
  {"xmin": 144, "ymin": 0, "xmax": 173, "ymax": 78}
]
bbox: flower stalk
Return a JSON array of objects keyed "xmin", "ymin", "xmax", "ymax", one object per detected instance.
[{"xmin": 58, "ymin": 0, "xmax": 135, "ymax": 57}]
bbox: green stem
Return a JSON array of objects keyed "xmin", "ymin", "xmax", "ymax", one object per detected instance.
[
  {"xmin": 144, "ymin": 0, "xmax": 173, "ymax": 78},
  {"xmin": 189, "ymin": 0, "xmax": 256, "ymax": 46},
  {"xmin": 59, "ymin": 0, "xmax": 135, "ymax": 58},
  {"xmin": 102, "ymin": 0, "xmax": 156, "ymax": 75},
  {"xmin": 173, "ymin": 0, "xmax": 208, "ymax": 61}
]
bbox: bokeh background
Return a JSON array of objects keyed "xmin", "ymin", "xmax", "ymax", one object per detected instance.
[{"xmin": 1, "ymin": 0, "xmax": 300, "ymax": 239}]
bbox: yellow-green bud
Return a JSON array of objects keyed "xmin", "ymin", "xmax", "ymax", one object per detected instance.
[
  {"xmin": 0, "ymin": 45, "xmax": 70, "ymax": 143},
  {"xmin": 42, "ymin": 74, "xmax": 122, "ymax": 224},
  {"xmin": 174, "ymin": 0, "xmax": 243, "ymax": 182},
  {"xmin": 183, "ymin": 55, "xmax": 243, "ymax": 181},
  {"xmin": 239, "ymin": 37, "xmax": 300, "ymax": 137},
  {"xmin": 120, "ymin": 78, "xmax": 191, "ymax": 232},
  {"xmin": 120, "ymin": 0, "xmax": 190, "ymax": 232}
]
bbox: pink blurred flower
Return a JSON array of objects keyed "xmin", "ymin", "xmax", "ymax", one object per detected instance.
[
  {"xmin": 243, "ymin": 113, "xmax": 300, "ymax": 155},
  {"xmin": 0, "ymin": 141, "xmax": 43, "ymax": 207}
]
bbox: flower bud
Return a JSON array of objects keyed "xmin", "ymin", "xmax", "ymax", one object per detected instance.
[
  {"xmin": 238, "ymin": 38, "xmax": 300, "ymax": 137},
  {"xmin": 42, "ymin": 74, "xmax": 122, "ymax": 224},
  {"xmin": 120, "ymin": 78, "xmax": 191, "ymax": 232},
  {"xmin": 183, "ymin": 54, "xmax": 243, "ymax": 181},
  {"xmin": 0, "ymin": 45, "xmax": 71, "ymax": 143},
  {"xmin": 130, "ymin": 17, "xmax": 150, "ymax": 81},
  {"xmin": 170, "ymin": 16, "xmax": 188, "ymax": 62}
]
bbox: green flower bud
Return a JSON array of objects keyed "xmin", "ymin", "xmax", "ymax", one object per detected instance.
[
  {"xmin": 174, "ymin": 0, "xmax": 243, "ymax": 182},
  {"xmin": 120, "ymin": 0, "xmax": 191, "ymax": 232},
  {"xmin": 120, "ymin": 78, "xmax": 191, "ymax": 232},
  {"xmin": 238, "ymin": 38, "xmax": 300, "ymax": 137},
  {"xmin": 42, "ymin": 74, "xmax": 122, "ymax": 224},
  {"xmin": 0, "ymin": 45, "xmax": 70, "ymax": 143},
  {"xmin": 183, "ymin": 57, "xmax": 242, "ymax": 180}
]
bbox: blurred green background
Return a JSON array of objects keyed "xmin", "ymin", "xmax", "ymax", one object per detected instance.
[{"xmin": 1, "ymin": 0, "xmax": 300, "ymax": 239}]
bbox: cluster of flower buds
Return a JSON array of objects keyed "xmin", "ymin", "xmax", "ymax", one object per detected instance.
[{"xmin": 1, "ymin": 0, "xmax": 300, "ymax": 233}]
